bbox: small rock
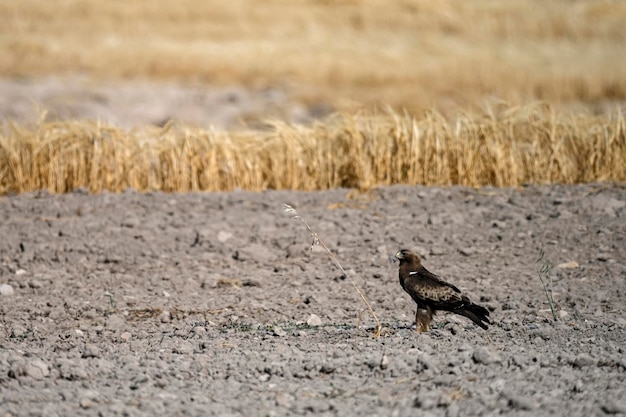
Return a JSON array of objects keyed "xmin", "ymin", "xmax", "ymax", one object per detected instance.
[
  {"xmin": 28, "ymin": 280, "xmax": 43, "ymax": 289},
  {"xmin": 80, "ymin": 398, "xmax": 93, "ymax": 409},
  {"xmin": 57, "ymin": 359, "xmax": 88, "ymax": 380},
  {"xmin": 172, "ymin": 340, "xmax": 194, "ymax": 354},
  {"xmin": 473, "ymin": 346, "xmax": 501, "ymax": 365},
  {"xmin": 79, "ymin": 392, "xmax": 100, "ymax": 409},
  {"xmin": 192, "ymin": 326, "xmax": 206, "ymax": 336},
  {"xmin": 415, "ymin": 353, "xmax": 439, "ymax": 373},
  {"xmin": 0, "ymin": 284, "xmax": 14, "ymax": 296},
  {"xmin": 238, "ymin": 243, "xmax": 277, "ymax": 262},
  {"xmin": 15, "ymin": 269, "xmax": 27, "ymax": 276},
  {"xmin": 557, "ymin": 310, "xmax": 569, "ymax": 319},
  {"xmin": 572, "ymin": 379, "xmax": 584, "ymax": 393},
  {"xmin": 446, "ymin": 402, "xmax": 460, "ymax": 417},
  {"xmin": 120, "ymin": 332, "xmax": 132, "ymax": 342},
  {"xmin": 430, "ymin": 247, "xmax": 445, "ymax": 256},
  {"xmin": 121, "ymin": 216, "xmax": 140, "ymax": 228},
  {"xmin": 501, "ymin": 389, "xmax": 536, "ymax": 410},
  {"xmin": 602, "ymin": 398, "xmax": 626, "ymax": 414},
  {"xmin": 25, "ymin": 359, "xmax": 49, "ymax": 380},
  {"xmin": 380, "ymin": 354, "xmax": 390, "ymax": 370},
  {"xmin": 306, "ymin": 314, "xmax": 322, "ymax": 326},
  {"xmin": 217, "ymin": 231, "xmax": 232, "ymax": 242},
  {"xmin": 162, "ymin": 290, "xmax": 171, "ymax": 298},
  {"xmin": 275, "ymin": 392, "xmax": 294, "ymax": 408},
  {"xmin": 529, "ymin": 327, "xmax": 552, "ymax": 340},
  {"xmin": 458, "ymin": 343, "xmax": 473, "ymax": 352},
  {"xmin": 414, "ymin": 391, "xmax": 438, "ymax": 409},
  {"xmin": 570, "ymin": 353, "xmax": 595, "ymax": 368},
  {"xmin": 273, "ymin": 326, "xmax": 287, "ymax": 337},
  {"xmin": 105, "ymin": 314, "xmax": 126, "ymax": 329},
  {"xmin": 557, "ymin": 261, "xmax": 579, "ymax": 269},
  {"xmin": 10, "ymin": 325, "xmax": 28, "ymax": 338},
  {"xmin": 160, "ymin": 310, "xmax": 171, "ymax": 323},
  {"xmin": 458, "ymin": 247, "xmax": 475, "ymax": 256},
  {"xmin": 81, "ymin": 344, "xmax": 101, "ymax": 359}
]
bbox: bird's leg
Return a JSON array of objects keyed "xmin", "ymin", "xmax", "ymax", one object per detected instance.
[{"xmin": 415, "ymin": 307, "xmax": 432, "ymax": 333}]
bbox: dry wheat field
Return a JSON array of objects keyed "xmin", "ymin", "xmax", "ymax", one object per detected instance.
[
  {"xmin": 1, "ymin": 1, "xmax": 626, "ymax": 417},
  {"xmin": 1, "ymin": 0, "xmax": 626, "ymax": 193}
]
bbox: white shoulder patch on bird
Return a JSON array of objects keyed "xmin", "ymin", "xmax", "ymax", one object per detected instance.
[{"xmin": 409, "ymin": 271, "xmax": 419, "ymax": 275}]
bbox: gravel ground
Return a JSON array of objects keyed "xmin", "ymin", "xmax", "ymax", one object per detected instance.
[{"xmin": 0, "ymin": 184, "xmax": 625, "ymax": 416}]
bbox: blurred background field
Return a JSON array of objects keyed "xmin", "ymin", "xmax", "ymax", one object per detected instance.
[{"xmin": 1, "ymin": 0, "xmax": 625, "ymax": 193}]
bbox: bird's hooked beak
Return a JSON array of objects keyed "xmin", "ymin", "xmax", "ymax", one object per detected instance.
[{"xmin": 389, "ymin": 250, "xmax": 404, "ymax": 264}]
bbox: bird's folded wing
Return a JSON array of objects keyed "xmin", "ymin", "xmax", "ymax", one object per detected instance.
[
  {"xmin": 406, "ymin": 270, "xmax": 465, "ymax": 307},
  {"xmin": 411, "ymin": 282, "xmax": 464, "ymax": 304}
]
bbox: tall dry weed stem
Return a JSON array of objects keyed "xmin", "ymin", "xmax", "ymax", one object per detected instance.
[
  {"xmin": 1, "ymin": 105, "xmax": 624, "ymax": 194},
  {"xmin": 283, "ymin": 204, "xmax": 382, "ymax": 337},
  {"xmin": 536, "ymin": 249, "xmax": 558, "ymax": 322}
]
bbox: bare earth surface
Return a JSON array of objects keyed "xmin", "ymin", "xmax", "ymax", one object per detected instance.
[
  {"xmin": 0, "ymin": 184, "xmax": 625, "ymax": 416},
  {"xmin": 0, "ymin": 77, "xmax": 331, "ymax": 130}
]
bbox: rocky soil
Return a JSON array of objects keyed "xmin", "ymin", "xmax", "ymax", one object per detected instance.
[{"xmin": 0, "ymin": 184, "xmax": 625, "ymax": 416}]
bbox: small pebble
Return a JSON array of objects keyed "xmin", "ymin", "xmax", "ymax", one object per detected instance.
[
  {"xmin": 217, "ymin": 231, "xmax": 232, "ymax": 242},
  {"xmin": 602, "ymin": 398, "xmax": 626, "ymax": 415},
  {"xmin": 0, "ymin": 284, "xmax": 14, "ymax": 296},
  {"xmin": 273, "ymin": 326, "xmax": 287, "ymax": 337},
  {"xmin": 473, "ymin": 346, "xmax": 501, "ymax": 365},
  {"xmin": 81, "ymin": 344, "xmax": 101, "ymax": 359},
  {"xmin": 446, "ymin": 402, "xmax": 460, "ymax": 417},
  {"xmin": 160, "ymin": 311, "xmax": 171, "ymax": 323},
  {"xmin": 458, "ymin": 247, "xmax": 475, "ymax": 256},
  {"xmin": 10, "ymin": 325, "xmax": 28, "ymax": 338},
  {"xmin": 571, "ymin": 353, "xmax": 595, "ymax": 368},
  {"xmin": 414, "ymin": 391, "xmax": 438, "ymax": 409},
  {"xmin": 192, "ymin": 326, "xmax": 206, "ymax": 336},
  {"xmin": 501, "ymin": 389, "xmax": 536, "ymax": 410},
  {"xmin": 25, "ymin": 359, "xmax": 49, "ymax": 380},
  {"xmin": 306, "ymin": 314, "xmax": 322, "ymax": 326},
  {"xmin": 80, "ymin": 396, "xmax": 95, "ymax": 409},
  {"xmin": 275, "ymin": 392, "xmax": 294, "ymax": 408},
  {"xmin": 172, "ymin": 341, "xmax": 194, "ymax": 354},
  {"xmin": 380, "ymin": 354, "xmax": 390, "ymax": 369}
]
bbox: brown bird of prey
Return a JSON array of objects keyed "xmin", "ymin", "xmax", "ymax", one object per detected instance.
[{"xmin": 392, "ymin": 249, "xmax": 491, "ymax": 333}]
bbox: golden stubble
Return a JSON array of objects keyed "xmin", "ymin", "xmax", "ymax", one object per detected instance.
[{"xmin": 1, "ymin": 104, "xmax": 624, "ymax": 194}]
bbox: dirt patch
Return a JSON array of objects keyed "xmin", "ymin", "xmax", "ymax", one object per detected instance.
[
  {"xmin": 1, "ymin": 184, "xmax": 625, "ymax": 416},
  {"xmin": 0, "ymin": 76, "xmax": 332, "ymax": 130}
]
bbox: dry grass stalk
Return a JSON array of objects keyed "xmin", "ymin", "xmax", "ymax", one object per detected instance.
[
  {"xmin": 283, "ymin": 204, "xmax": 382, "ymax": 337},
  {"xmin": 0, "ymin": 104, "xmax": 624, "ymax": 194},
  {"xmin": 536, "ymin": 249, "xmax": 558, "ymax": 322}
]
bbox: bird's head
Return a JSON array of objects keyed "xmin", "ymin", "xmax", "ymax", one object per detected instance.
[{"xmin": 390, "ymin": 249, "xmax": 421, "ymax": 265}]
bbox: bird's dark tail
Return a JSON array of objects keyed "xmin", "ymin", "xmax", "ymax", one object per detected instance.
[{"xmin": 457, "ymin": 303, "xmax": 491, "ymax": 330}]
